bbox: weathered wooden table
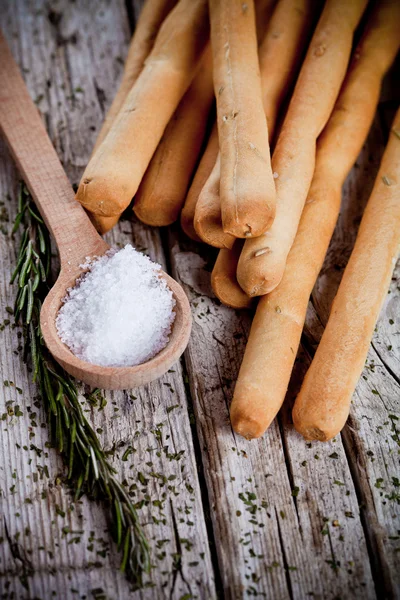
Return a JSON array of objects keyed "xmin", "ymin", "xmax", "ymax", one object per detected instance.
[{"xmin": 0, "ymin": 1, "xmax": 399, "ymax": 599}]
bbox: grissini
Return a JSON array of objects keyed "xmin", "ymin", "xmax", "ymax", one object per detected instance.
[
  {"xmin": 180, "ymin": 0, "xmax": 276, "ymax": 242},
  {"xmin": 293, "ymin": 112, "xmax": 400, "ymax": 442},
  {"xmin": 133, "ymin": 46, "xmax": 214, "ymax": 226},
  {"xmin": 193, "ymin": 152, "xmax": 227, "ymax": 248},
  {"xmin": 210, "ymin": 0, "xmax": 316, "ymax": 305},
  {"xmin": 230, "ymin": 0, "xmax": 400, "ymax": 439},
  {"xmin": 180, "ymin": 124, "xmax": 219, "ymax": 242},
  {"xmin": 257, "ymin": 0, "xmax": 317, "ymax": 143},
  {"xmin": 237, "ymin": 0, "xmax": 368, "ymax": 297},
  {"xmin": 87, "ymin": 212, "xmax": 120, "ymax": 235},
  {"xmin": 89, "ymin": 0, "xmax": 177, "ymax": 233},
  {"xmin": 253, "ymin": 0, "xmax": 278, "ymax": 40},
  {"xmin": 212, "ymin": 242, "xmax": 253, "ymax": 309},
  {"xmin": 210, "ymin": 0, "xmax": 276, "ymax": 239},
  {"xmin": 92, "ymin": 0, "xmax": 176, "ymax": 155},
  {"xmin": 194, "ymin": 155, "xmax": 235, "ymax": 248},
  {"xmin": 195, "ymin": 0, "xmax": 315, "ymax": 248},
  {"xmin": 75, "ymin": 0, "xmax": 209, "ymax": 226}
]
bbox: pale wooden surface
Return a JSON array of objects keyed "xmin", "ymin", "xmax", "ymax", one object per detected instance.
[{"xmin": 0, "ymin": 1, "xmax": 399, "ymax": 599}]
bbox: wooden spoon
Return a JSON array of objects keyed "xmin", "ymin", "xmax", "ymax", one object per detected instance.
[{"xmin": 0, "ymin": 32, "xmax": 192, "ymax": 390}]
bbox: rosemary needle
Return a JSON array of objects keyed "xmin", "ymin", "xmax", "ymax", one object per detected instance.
[{"xmin": 11, "ymin": 184, "xmax": 150, "ymax": 587}]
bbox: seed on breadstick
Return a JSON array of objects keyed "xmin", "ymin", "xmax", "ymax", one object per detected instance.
[
  {"xmin": 75, "ymin": 0, "xmax": 209, "ymax": 223},
  {"xmin": 211, "ymin": 241, "xmax": 253, "ymax": 309},
  {"xmin": 230, "ymin": 0, "xmax": 400, "ymax": 439},
  {"xmin": 237, "ymin": 0, "xmax": 368, "ymax": 297},
  {"xmin": 209, "ymin": 0, "xmax": 276, "ymax": 238},
  {"xmin": 133, "ymin": 46, "xmax": 214, "ymax": 227},
  {"xmin": 210, "ymin": 0, "xmax": 315, "ymax": 306},
  {"xmin": 293, "ymin": 111, "xmax": 400, "ymax": 441},
  {"xmin": 180, "ymin": 124, "xmax": 219, "ymax": 242}
]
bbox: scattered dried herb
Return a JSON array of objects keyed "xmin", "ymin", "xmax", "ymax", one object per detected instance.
[{"xmin": 10, "ymin": 185, "xmax": 150, "ymax": 587}]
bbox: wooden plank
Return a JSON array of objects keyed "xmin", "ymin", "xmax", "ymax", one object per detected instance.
[
  {"xmin": 0, "ymin": 1, "xmax": 215, "ymax": 598},
  {"xmin": 308, "ymin": 115, "xmax": 400, "ymax": 598},
  {"xmin": 170, "ymin": 237, "xmax": 375, "ymax": 599}
]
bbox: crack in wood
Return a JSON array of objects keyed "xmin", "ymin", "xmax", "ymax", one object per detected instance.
[
  {"xmin": 125, "ymin": 0, "xmax": 137, "ymax": 34},
  {"xmin": 371, "ymin": 341, "xmax": 400, "ymax": 387},
  {"xmin": 3, "ymin": 518, "xmax": 33, "ymax": 575},
  {"xmin": 277, "ymin": 416, "xmax": 300, "ymax": 524},
  {"xmin": 341, "ymin": 421, "xmax": 394, "ymax": 599},
  {"xmin": 178, "ymin": 352, "xmax": 225, "ymax": 598},
  {"xmin": 169, "ymin": 500, "xmax": 193, "ymax": 600},
  {"xmin": 274, "ymin": 507, "xmax": 294, "ymax": 600}
]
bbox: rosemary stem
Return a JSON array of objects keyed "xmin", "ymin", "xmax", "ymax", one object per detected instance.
[{"xmin": 11, "ymin": 184, "xmax": 150, "ymax": 586}]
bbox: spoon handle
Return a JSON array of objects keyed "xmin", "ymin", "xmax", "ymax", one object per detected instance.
[{"xmin": 0, "ymin": 31, "xmax": 103, "ymax": 267}]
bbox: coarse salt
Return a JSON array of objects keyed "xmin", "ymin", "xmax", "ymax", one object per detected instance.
[{"xmin": 56, "ymin": 245, "xmax": 176, "ymax": 367}]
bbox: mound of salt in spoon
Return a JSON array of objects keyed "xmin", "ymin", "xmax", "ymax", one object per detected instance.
[{"xmin": 56, "ymin": 245, "xmax": 176, "ymax": 367}]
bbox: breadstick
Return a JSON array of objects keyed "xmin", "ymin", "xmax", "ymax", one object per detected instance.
[
  {"xmin": 210, "ymin": 0, "xmax": 276, "ymax": 238},
  {"xmin": 230, "ymin": 0, "xmax": 400, "ymax": 439},
  {"xmin": 89, "ymin": 0, "xmax": 177, "ymax": 233},
  {"xmin": 212, "ymin": 242, "xmax": 253, "ymax": 309},
  {"xmin": 133, "ymin": 46, "xmax": 214, "ymax": 226},
  {"xmin": 195, "ymin": 0, "xmax": 315, "ymax": 248},
  {"xmin": 194, "ymin": 155, "xmax": 235, "ymax": 248},
  {"xmin": 92, "ymin": 0, "xmax": 176, "ymax": 156},
  {"xmin": 237, "ymin": 0, "xmax": 368, "ymax": 297},
  {"xmin": 209, "ymin": 0, "xmax": 316, "ymax": 302},
  {"xmin": 75, "ymin": 0, "xmax": 209, "ymax": 226},
  {"xmin": 253, "ymin": 0, "xmax": 278, "ymax": 40},
  {"xmin": 258, "ymin": 0, "xmax": 317, "ymax": 143},
  {"xmin": 193, "ymin": 155, "xmax": 226, "ymax": 247},
  {"xmin": 87, "ymin": 212, "xmax": 119, "ymax": 235},
  {"xmin": 180, "ymin": 124, "xmax": 219, "ymax": 242},
  {"xmin": 180, "ymin": 0, "xmax": 276, "ymax": 242},
  {"xmin": 293, "ymin": 112, "xmax": 400, "ymax": 441}
]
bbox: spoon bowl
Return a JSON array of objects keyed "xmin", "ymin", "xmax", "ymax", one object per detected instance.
[
  {"xmin": 41, "ymin": 255, "xmax": 192, "ymax": 389},
  {"xmin": 0, "ymin": 31, "xmax": 192, "ymax": 390}
]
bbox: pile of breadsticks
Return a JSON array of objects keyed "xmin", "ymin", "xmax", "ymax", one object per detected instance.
[{"xmin": 76, "ymin": 0, "xmax": 400, "ymax": 442}]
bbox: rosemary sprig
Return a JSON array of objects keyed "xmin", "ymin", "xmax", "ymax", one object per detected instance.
[{"xmin": 11, "ymin": 184, "xmax": 150, "ymax": 587}]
